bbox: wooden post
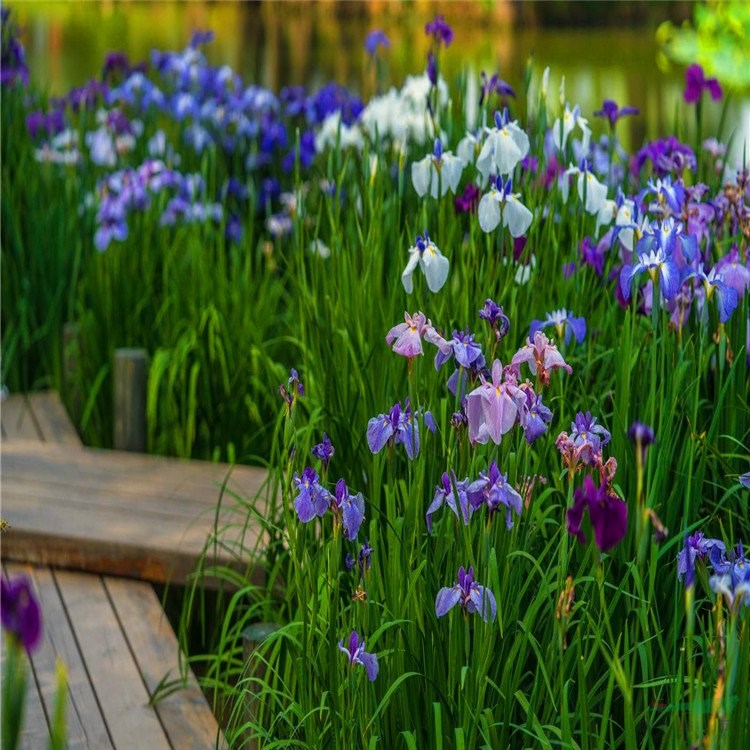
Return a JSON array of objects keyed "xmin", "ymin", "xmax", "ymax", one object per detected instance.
[
  {"xmin": 242, "ymin": 623, "xmax": 280, "ymax": 747},
  {"xmin": 113, "ymin": 348, "xmax": 148, "ymax": 452},
  {"xmin": 62, "ymin": 322, "xmax": 81, "ymax": 422}
]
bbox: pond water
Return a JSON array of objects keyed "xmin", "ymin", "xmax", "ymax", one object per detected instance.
[{"xmin": 8, "ymin": 0, "xmax": 750, "ymax": 159}]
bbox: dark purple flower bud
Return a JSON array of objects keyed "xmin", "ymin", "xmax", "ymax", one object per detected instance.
[
  {"xmin": 627, "ymin": 421, "xmax": 655, "ymax": 462},
  {"xmin": 1, "ymin": 575, "xmax": 42, "ymax": 652},
  {"xmin": 426, "ymin": 51, "xmax": 437, "ymax": 86},
  {"xmin": 454, "ymin": 183, "xmax": 480, "ymax": 215},
  {"xmin": 311, "ymin": 433, "xmax": 335, "ymax": 471},
  {"xmin": 479, "ymin": 299, "xmax": 510, "ymax": 342},
  {"xmin": 364, "ymin": 29, "xmax": 390, "ymax": 57},
  {"xmin": 425, "ymin": 14, "xmax": 454, "ymax": 47}
]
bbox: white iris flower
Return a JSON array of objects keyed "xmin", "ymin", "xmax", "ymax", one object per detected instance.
[{"xmin": 401, "ymin": 231, "xmax": 450, "ymax": 294}]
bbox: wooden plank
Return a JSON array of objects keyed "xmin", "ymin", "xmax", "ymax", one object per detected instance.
[
  {"xmin": 4, "ymin": 441, "xmax": 267, "ymax": 504},
  {"xmin": 26, "ymin": 391, "xmax": 82, "ymax": 448},
  {"xmin": 1, "ymin": 564, "xmax": 51, "ymax": 750},
  {"xmin": 2, "ymin": 441, "xmax": 268, "ymax": 584},
  {"xmin": 1, "ymin": 394, "xmax": 43, "ymax": 441},
  {"xmin": 105, "ymin": 577, "xmax": 225, "ymax": 750},
  {"xmin": 6, "ymin": 562, "xmax": 113, "ymax": 750},
  {"xmin": 54, "ymin": 569, "xmax": 172, "ymax": 750}
]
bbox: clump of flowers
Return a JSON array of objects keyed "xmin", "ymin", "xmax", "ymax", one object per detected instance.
[
  {"xmin": 292, "ymin": 470, "xmax": 364, "ymax": 541},
  {"xmin": 367, "ymin": 400, "xmax": 436, "ymax": 460}
]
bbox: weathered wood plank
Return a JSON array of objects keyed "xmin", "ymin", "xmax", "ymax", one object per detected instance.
[
  {"xmin": 2, "ymin": 441, "xmax": 268, "ymax": 584},
  {"xmin": 105, "ymin": 577, "xmax": 224, "ymax": 750},
  {"xmin": 113, "ymin": 349, "xmax": 148, "ymax": 452},
  {"xmin": 26, "ymin": 391, "xmax": 83, "ymax": 447},
  {"xmin": 1, "ymin": 394, "xmax": 43, "ymax": 441},
  {"xmin": 6, "ymin": 562, "xmax": 113, "ymax": 750},
  {"xmin": 54, "ymin": 569, "xmax": 172, "ymax": 750},
  {"xmin": 1, "ymin": 564, "xmax": 51, "ymax": 750}
]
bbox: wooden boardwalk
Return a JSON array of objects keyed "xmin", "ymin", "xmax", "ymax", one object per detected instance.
[{"xmin": 0, "ymin": 391, "xmax": 269, "ymax": 749}]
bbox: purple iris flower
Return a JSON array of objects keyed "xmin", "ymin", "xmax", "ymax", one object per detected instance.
[
  {"xmin": 426, "ymin": 51, "xmax": 438, "ymax": 86},
  {"xmin": 365, "ymin": 29, "xmax": 390, "ymax": 57},
  {"xmin": 566, "ymin": 476, "xmax": 628, "ymax": 553},
  {"xmin": 479, "ymin": 71, "xmax": 515, "ymax": 106},
  {"xmin": 425, "ymin": 14, "xmax": 454, "ymax": 47},
  {"xmin": 292, "ymin": 467, "xmax": 331, "ymax": 523},
  {"xmin": 467, "ymin": 461, "xmax": 523, "ymax": 529},
  {"xmin": 311, "ymin": 433, "xmax": 335, "ymax": 471},
  {"xmin": 529, "ymin": 309, "xmax": 586, "ymax": 346},
  {"xmin": 385, "ymin": 311, "xmax": 451, "ymax": 360},
  {"xmin": 479, "ymin": 299, "xmax": 510, "ymax": 342},
  {"xmin": 435, "ymin": 328, "xmax": 484, "ymax": 370},
  {"xmin": 435, "ymin": 566, "xmax": 496, "ymax": 623},
  {"xmin": 1, "ymin": 575, "xmax": 42, "ymax": 653},
  {"xmin": 713, "ymin": 247, "xmax": 750, "ymax": 298},
  {"xmin": 684, "ymin": 264, "xmax": 739, "ymax": 323},
  {"xmin": 332, "ymin": 479, "xmax": 365, "ymax": 541},
  {"xmin": 709, "ymin": 542, "xmax": 750, "ymax": 610},
  {"xmin": 594, "ymin": 99, "xmax": 639, "ymax": 127},
  {"xmin": 367, "ymin": 401, "xmax": 436, "ymax": 460},
  {"xmin": 677, "ymin": 532, "xmax": 725, "ymax": 581},
  {"xmin": 578, "ymin": 234, "xmax": 609, "ymax": 276},
  {"xmin": 684, "ymin": 64, "xmax": 722, "ymax": 104},
  {"xmin": 740, "ymin": 473, "xmax": 750, "ymax": 489},
  {"xmin": 454, "ymin": 183, "xmax": 481, "ymax": 215},
  {"xmin": 631, "ymin": 136, "xmax": 696, "ymax": 178},
  {"xmin": 338, "ymin": 630, "xmax": 378, "ymax": 681},
  {"xmin": 426, "ymin": 472, "xmax": 472, "ymax": 532},
  {"xmin": 346, "ymin": 541, "xmax": 373, "ymax": 579},
  {"xmin": 519, "ymin": 387, "xmax": 553, "ymax": 444},
  {"xmin": 510, "ymin": 331, "xmax": 572, "ymax": 387},
  {"xmin": 569, "ymin": 411, "xmax": 611, "ymax": 466}
]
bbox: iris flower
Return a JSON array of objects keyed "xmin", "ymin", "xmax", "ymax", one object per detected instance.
[
  {"xmin": 467, "ymin": 461, "xmax": 523, "ymax": 528},
  {"xmin": 677, "ymin": 532, "xmax": 725, "ymax": 581},
  {"xmin": 367, "ymin": 400, "xmax": 436, "ymax": 460},
  {"xmin": 292, "ymin": 467, "xmax": 332, "ymax": 523},
  {"xmin": 619, "ymin": 244, "xmax": 681, "ymax": 303},
  {"xmin": 529, "ymin": 309, "xmax": 586, "ymax": 346},
  {"xmin": 685, "ymin": 264, "xmax": 739, "ymax": 323},
  {"xmin": 1, "ymin": 574, "xmax": 42, "ymax": 653},
  {"xmin": 385, "ymin": 311, "xmax": 451, "ymax": 360},
  {"xmin": 553, "ymin": 103, "xmax": 591, "ymax": 154},
  {"xmin": 311, "ymin": 433, "xmax": 335, "ymax": 471},
  {"xmin": 465, "ymin": 360, "xmax": 525, "ymax": 445},
  {"xmin": 476, "ymin": 109, "xmax": 530, "ymax": 179},
  {"xmin": 401, "ymin": 231, "xmax": 450, "ymax": 294},
  {"xmin": 594, "ymin": 99, "xmax": 639, "ymax": 127},
  {"xmin": 435, "ymin": 566, "xmax": 497, "ymax": 622},
  {"xmin": 411, "ymin": 138, "xmax": 464, "ymax": 198},
  {"xmin": 477, "ymin": 176, "xmax": 533, "ymax": 237},
  {"xmin": 510, "ymin": 330, "xmax": 572, "ymax": 386},
  {"xmin": 331, "ymin": 479, "xmax": 365, "ymax": 541},
  {"xmin": 566, "ymin": 476, "xmax": 627, "ymax": 552},
  {"xmin": 561, "ymin": 162, "xmax": 608, "ymax": 215},
  {"xmin": 338, "ymin": 630, "xmax": 379, "ymax": 681},
  {"xmin": 426, "ymin": 472, "xmax": 472, "ymax": 532},
  {"xmin": 683, "ymin": 64, "xmax": 722, "ymax": 104}
]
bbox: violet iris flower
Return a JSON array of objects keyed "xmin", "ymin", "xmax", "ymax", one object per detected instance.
[
  {"xmin": 467, "ymin": 461, "xmax": 523, "ymax": 529},
  {"xmin": 677, "ymin": 532, "xmax": 725, "ymax": 581},
  {"xmin": 631, "ymin": 136, "xmax": 696, "ymax": 178},
  {"xmin": 594, "ymin": 99, "xmax": 639, "ymax": 127},
  {"xmin": 311, "ymin": 433, "xmax": 335, "ymax": 471},
  {"xmin": 385, "ymin": 311, "xmax": 451, "ymax": 360},
  {"xmin": 529, "ymin": 309, "xmax": 586, "ymax": 346},
  {"xmin": 435, "ymin": 566, "xmax": 496, "ymax": 623},
  {"xmin": 292, "ymin": 467, "xmax": 331, "ymax": 523},
  {"xmin": 566, "ymin": 476, "xmax": 627, "ymax": 552},
  {"xmin": 684, "ymin": 264, "xmax": 739, "ymax": 323},
  {"xmin": 479, "ymin": 71, "xmax": 515, "ymax": 106},
  {"xmin": 465, "ymin": 360, "xmax": 525, "ymax": 446},
  {"xmin": 479, "ymin": 299, "xmax": 510, "ymax": 342},
  {"xmin": 364, "ymin": 29, "xmax": 390, "ymax": 57},
  {"xmin": 709, "ymin": 542, "xmax": 750, "ymax": 610},
  {"xmin": 435, "ymin": 328, "xmax": 484, "ymax": 371},
  {"xmin": 332, "ymin": 479, "xmax": 365, "ymax": 541},
  {"xmin": 639, "ymin": 177, "xmax": 686, "ymax": 216},
  {"xmin": 1, "ymin": 575, "xmax": 42, "ymax": 653},
  {"xmin": 426, "ymin": 472, "xmax": 472, "ymax": 532},
  {"xmin": 569, "ymin": 412, "xmax": 611, "ymax": 465},
  {"xmin": 346, "ymin": 541, "xmax": 373, "ymax": 579},
  {"xmin": 684, "ymin": 64, "xmax": 722, "ymax": 104},
  {"xmin": 519, "ymin": 387, "xmax": 553, "ymax": 444},
  {"xmin": 367, "ymin": 401, "xmax": 436, "ymax": 460},
  {"xmin": 338, "ymin": 630, "xmax": 379, "ymax": 681},
  {"xmin": 714, "ymin": 246, "xmax": 750, "ymax": 298},
  {"xmin": 425, "ymin": 14, "xmax": 454, "ymax": 47}
]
